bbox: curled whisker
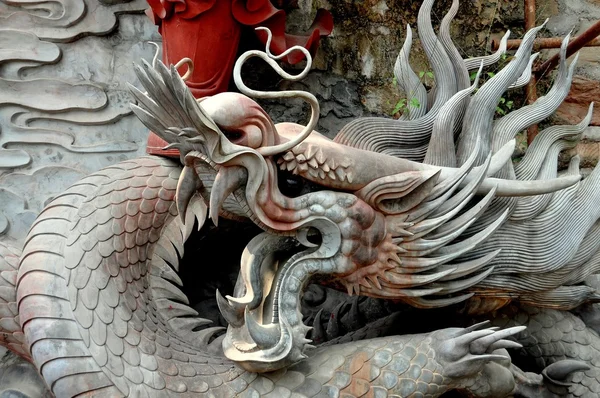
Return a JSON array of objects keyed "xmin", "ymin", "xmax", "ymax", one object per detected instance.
[{"xmin": 233, "ymin": 27, "xmax": 319, "ymax": 157}]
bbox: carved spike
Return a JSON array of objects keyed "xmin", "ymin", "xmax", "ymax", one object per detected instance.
[
  {"xmin": 325, "ymin": 303, "xmax": 343, "ymax": 341},
  {"xmin": 367, "ymin": 275, "xmax": 382, "ymax": 290},
  {"xmin": 150, "ymin": 275, "xmax": 189, "ymax": 304},
  {"xmin": 464, "ymin": 320, "xmax": 490, "ymax": 333},
  {"xmin": 470, "ymin": 326, "xmax": 526, "ymax": 354},
  {"xmin": 245, "ymin": 309, "xmax": 281, "ymax": 349},
  {"xmin": 437, "ymin": 250, "xmax": 500, "ymax": 282},
  {"xmin": 384, "ymin": 267, "xmax": 456, "ymax": 287},
  {"xmin": 453, "ymin": 329, "xmax": 496, "ymax": 348},
  {"xmin": 311, "ymin": 308, "xmax": 326, "ymax": 343},
  {"xmin": 162, "ymin": 219, "xmax": 185, "ymax": 257},
  {"xmin": 405, "ymin": 293, "xmax": 474, "ymax": 308},
  {"xmin": 150, "ymin": 256, "xmax": 183, "ymax": 286},
  {"xmin": 431, "ymin": 266, "xmax": 495, "ymax": 295},
  {"xmin": 343, "ymin": 281, "xmax": 353, "ymax": 297},
  {"xmin": 155, "ymin": 299, "xmax": 198, "ymax": 320},
  {"xmin": 176, "ymin": 166, "xmax": 201, "ymax": 224},
  {"xmin": 209, "ymin": 166, "xmax": 247, "ymax": 226},
  {"xmin": 299, "ymin": 324, "xmax": 313, "ymax": 335},
  {"xmin": 487, "ymin": 340, "xmax": 523, "ymax": 352},
  {"xmin": 216, "ymin": 289, "xmax": 244, "ymax": 327},
  {"xmin": 194, "ymin": 326, "xmax": 226, "ymax": 346},
  {"xmin": 186, "ymin": 195, "xmax": 207, "ymax": 235},
  {"xmin": 168, "ymin": 318, "xmax": 213, "ymax": 334},
  {"xmin": 303, "ymin": 344, "xmax": 317, "ymax": 351},
  {"xmin": 154, "ymin": 240, "xmax": 179, "ymax": 267},
  {"xmin": 543, "ymin": 360, "xmax": 590, "ymax": 385},
  {"xmin": 358, "ymin": 278, "xmax": 371, "ymax": 288}
]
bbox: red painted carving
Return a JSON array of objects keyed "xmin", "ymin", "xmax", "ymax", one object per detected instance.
[{"xmin": 145, "ymin": 0, "xmax": 333, "ymax": 157}]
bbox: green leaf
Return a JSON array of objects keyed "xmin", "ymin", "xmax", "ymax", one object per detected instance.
[
  {"xmin": 506, "ymin": 100, "xmax": 514, "ymax": 109},
  {"xmin": 487, "ymin": 71, "xmax": 496, "ymax": 78},
  {"xmin": 470, "ymin": 71, "xmax": 478, "ymax": 81},
  {"xmin": 426, "ymin": 71, "xmax": 434, "ymax": 79},
  {"xmin": 392, "ymin": 76, "xmax": 398, "ymax": 86},
  {"xmin": 419, "ymin": 71, "xmax": 425, "ymax": 78},
  {"xmin": 392, "ymin": 99, "xmax": 407, "ymax": 115},
  {"xmin": 409, "ymin": 97, "xmax": 421, "ymax": 108},
  {"xmin": 496, "ymin": 106, "xmax": 506, "ymax": 115}
]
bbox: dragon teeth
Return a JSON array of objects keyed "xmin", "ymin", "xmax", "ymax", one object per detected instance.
[
  {"xmin": 315, "ymin": 149, "xmax": 325, "ymax": 165},
  {"xmin": 304, "ymin": 145, "xmax": 317, "ymax": 159},
  {"xmin": 298, "ymin": 163, "xmax": 308, "ymax": 172}
]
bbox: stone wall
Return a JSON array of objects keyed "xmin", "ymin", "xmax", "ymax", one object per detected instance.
[{"xmin": 263, "ymin": 0, "xmax": 600, "ymax": 170}]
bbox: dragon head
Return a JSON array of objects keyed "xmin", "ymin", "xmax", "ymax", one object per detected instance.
[{"xmin": 130, "ymin": 24, "xmax": 587, "ymax": 372}]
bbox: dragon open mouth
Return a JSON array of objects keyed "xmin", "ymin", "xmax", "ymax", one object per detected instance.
[{"xmin": 218, "ymin": 232, "xmax": 326, "ymax": 372}]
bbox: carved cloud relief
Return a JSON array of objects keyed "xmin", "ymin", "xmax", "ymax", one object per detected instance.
[{"xmin": 0, "ymin": 0, "xmax": 160, "ymax": 241}]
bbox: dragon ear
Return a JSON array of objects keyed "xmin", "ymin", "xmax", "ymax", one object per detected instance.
[{"xmin": 355, "ymin": 169, "xmax": 441, "ymax": 215}]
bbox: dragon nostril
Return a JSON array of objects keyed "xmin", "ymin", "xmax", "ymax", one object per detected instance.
[{"xmin": 278, "ymin": 172, "xmax": 305, "ymax": 197}]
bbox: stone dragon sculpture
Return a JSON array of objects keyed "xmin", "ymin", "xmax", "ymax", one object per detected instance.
[{"xmin": 3, "ymin": 0, "xmax": 600, "ymax": 396}]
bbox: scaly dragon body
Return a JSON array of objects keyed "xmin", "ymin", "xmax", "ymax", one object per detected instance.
[{"xmin": 3, "ymin": 0, "xmax": 600, "ymax": 396}]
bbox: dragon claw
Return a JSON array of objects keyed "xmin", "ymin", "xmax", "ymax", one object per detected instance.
[
  {"xmin": 438, "ymin": 324, "xmax": 524, "ymax": 380},
  {"xmin": 470, "ymin": 325, "xmax": 526, "ymax": 354},
  {"xmin": 542, "ymin": 359, "xmax": 590, "ymax": 387},
  {"xmin": 510, "ymin": 359, "xmax": 590, "ymax": 398}
]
